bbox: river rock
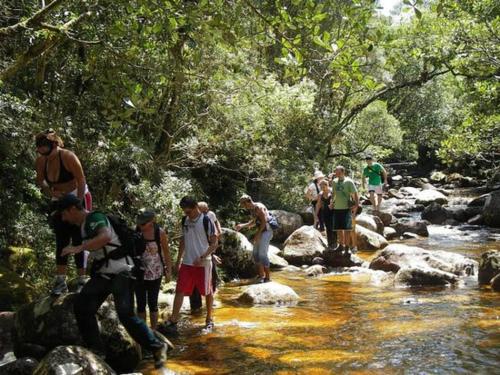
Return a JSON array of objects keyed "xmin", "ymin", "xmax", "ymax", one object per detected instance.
[
  {"xmin": 402, "ymin": 232, "xmax": 419, "ymax": 239},
  {"xmin": 421, "ymin": 202, "xmax": 450, "ymax": 224},
  {"xmin": 355, "ymin": 214, "xmax": 378, "ymax": 233},
  {"xmin": 304, "ymin": 265, "xmax": 327, "ymax": 277},
  {"xmin": 383, "ymin": 227, "xmax": 398, "ymax": 240},
  {"xmin": 370, "ymin": 244, "xmax": 477, "ymax": 277},
  {"xmin": 356, "ymin": 225, "xmax": 388, "ymax": 251},
  {"xmin": 322, "ymin": 249, "xmax": 364, "ymax": 268},
  {"xmin": 299, "ymin": 206, "xmax": 314, "ymax": 225},
  {"xmin": 373, "ymin": 211, "xmax": 394, "ymax": 226},
  {"xmin": 269, "ymin": 210, "xmax": 303, "ymax": 243},
  {"xmin": 13, "ymin": 293, "xmax": 141, "ymax": 373},
  {"xmin": 33, "ymin": 345, "xmax": 115, "ymax": 375},
  {"xmin": 369, "ymin": 257, "xmax": 400, "ymax": 273},
  {"xmin": 468, "ymin": 194, "xmax": 488, "ymax": 207},
  {"xmin": 0, "ymin": 357, "xmax": 39, "ymax": 375},
  {"xmin": 312, "ymin": 257, "xmax": 325, "ymax": 265},
  {"xmin": 218, "ymin": 228, "xmax": 256, "ymax": 279},
  {"xmin": 408, "ymin": 178, "xmax": 427, "ymax": 188},
  {"xmin": 399, "ymin": 187, "xmax": 421, "ymax": 197},
  {"xmin": 282, "ymin": 226, "xmax": 327, "ymax": 265},
  {"xmin": 430, "ymin": 171, "xmax": 447, "ymax": 183},
  {"xmin": 237, "ymin": 282, "xmax": 299, "ymax": 305},
  {"xmin": 268, "ymin": 246, "xmax": 289, "ymax": 268},
  {"xmin": 388, "ymin": 189, "xmax": 404, "ymax": 199},
  {"xmin": 478, "ymin": 250, "xmax": 500, "ymax": 284},
  {"xmin": 415, "ymin": 190, "xmax": 448, "ymax": 206},
  {"xmin": 393, "ymin": 220, "xmax": 429, "ymax": 237},
  {"xmin": 395, "ymin": 266, "xmax": 458, "ymax": 286},
  {"xmin": 483, "ymin": 190, "xmax": 500, "ymax": 227},
  {"xmin": 491, "ymin": 274, "xmax": 500, "ymax": 292},
  {"xmin": 448, "ymin": 173, "xmax": 478, "ymax": 187},
  {"xmin": 0, "ymin": 311, "xmax": 14, "ymax": 360},
  {"xmin": 0, "ymin": 266, "xmax": 35, "ymax": 311}
]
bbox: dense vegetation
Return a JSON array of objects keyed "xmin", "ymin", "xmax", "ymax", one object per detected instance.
[{"xmin": 0, "ymin": 0, "xmax": 498, "ymax": 287}]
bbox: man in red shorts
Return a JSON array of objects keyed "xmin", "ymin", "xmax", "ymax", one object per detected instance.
[{"xmin": 162, "ymin": 196, "xmax": 218, "ymax": 335}]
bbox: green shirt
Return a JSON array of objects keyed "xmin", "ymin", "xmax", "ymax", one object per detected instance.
[
  {"xmin": 363, "ymin": 163, "xmax": 384, "ymax": 185},
  {"xmin": 84, "ymin": 212, "xmax": 109, "ymax": 238},
  {"xmin": 332, "ymin": 178, "xmax": 357, "ymax": 210}
]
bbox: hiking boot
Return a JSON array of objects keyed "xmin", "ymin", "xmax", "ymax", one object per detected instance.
[
  {"xmin": 152, "ymin": 343, "xmax": 167, "ymax": 369},
  {"xmin": 50, "ymin": 275, "xmax": 68, "ymax": 296},
  {"xmin": 158, "ymin": 320, "xmax": 178, "ymax": 337}
]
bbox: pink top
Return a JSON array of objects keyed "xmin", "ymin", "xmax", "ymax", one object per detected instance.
[{"xmin": 142, "ymin": 241, "xmax": 163, "ymax": 280}]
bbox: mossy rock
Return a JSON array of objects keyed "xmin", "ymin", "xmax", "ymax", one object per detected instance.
[
  {"xmin": 0, "ymin": 265, "xmax": 35, "ymax": 311},
  {"xmin": 1, "ymin": 247, "xmax": 37, "ymax": 273}
]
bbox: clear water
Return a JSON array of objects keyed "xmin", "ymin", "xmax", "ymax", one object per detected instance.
[{"xmin": 140, "ymin": 223, "xmax": 500, "ymax": 374}]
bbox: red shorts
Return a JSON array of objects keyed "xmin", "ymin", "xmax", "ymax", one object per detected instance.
[{"xmin": 176, "ymin": 264, "xmax": 213, "ymax": 296}]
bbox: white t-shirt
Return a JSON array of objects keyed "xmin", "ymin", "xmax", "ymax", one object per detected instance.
[
  {"xmin": 182, "ymin": 214, "xmax": 215, "ymax": 266},
  {"xmin": 305, "ymin": 181, "xmax": 321, "ymax": 201}
]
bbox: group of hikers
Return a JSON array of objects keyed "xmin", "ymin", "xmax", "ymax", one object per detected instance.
[
  {"xmin": 34, "ymin": 129, "xmax": 280, "ymax": 368},
  {"xmin": 34, "ymin": 129, "xmax": 388, "ymax": 368},
  {"xmin": 305, "ymin": 158, "xmax": 388, "ymax": 253}
]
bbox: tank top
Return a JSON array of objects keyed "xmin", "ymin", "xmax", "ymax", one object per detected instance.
[{"xmin": 45, "ymin": 151, "xmax": 74, "ymax": 185}]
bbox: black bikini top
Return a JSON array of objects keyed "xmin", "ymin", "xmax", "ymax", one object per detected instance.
[{"xmin": 45, "ymin": 151, "xmax": 74, "ymax": 185}]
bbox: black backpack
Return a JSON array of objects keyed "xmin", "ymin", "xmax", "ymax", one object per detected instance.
[{"xmin": 87, "ymin": 212, "xmax": 146, "ymax": 279}]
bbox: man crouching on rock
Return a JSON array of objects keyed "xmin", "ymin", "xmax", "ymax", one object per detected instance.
[{"xmin": 57, "ymin": 194, "xmax": 167, "ymax": 369}]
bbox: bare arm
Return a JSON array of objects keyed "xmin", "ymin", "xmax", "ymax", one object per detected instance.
[
  {"xmin": 315, "ymin": 193, "xmax": 322, "ymax": 217},
  {"xmin": 64, "ymin": 151, "xmax": 86, "ymax": 200},
  {"xmin": 35, "ymin": 157, "xmax": 51, "ymax": 197},
  {"xmin": 235, "ymin": 217, "xmax": 256, "ymax": 231},
  {"xmin": 61, "ymin": 227, "xmax": 111, "ymax": 256},
  {"xmin": 177, "ymin": 237, "xmax": 185, "ymax": 267},
  {"xmin": 255, "ymin": 207, "xmax": 267, "ymax": 236},
  {"xmin": 381, "ymin": 167, "xmax": 388, "ymax": 185}
]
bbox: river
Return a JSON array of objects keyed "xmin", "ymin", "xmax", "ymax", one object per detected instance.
[{"xmin": 140, "ymin": 221, "xmax": 500, "ymax": 374}]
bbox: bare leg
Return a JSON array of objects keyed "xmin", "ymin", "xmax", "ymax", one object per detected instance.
[
  {"xmin": 56, "ymin": 265, "xmax": 67, "ymax": 276},
  {"xmin": 264, "ymin": 267, "xmax": 270, "ymax": 280},
  {"xmin": 377, "ymin": 194, "xmax": 383, "ymax": 211},
  {"xmin": 170, "ymin": 292, "xmax": 185, "ymax": 322},
  {"xmin": 369, "ymin": 192, "xmax": 376, "ymax": 211},
  {"xmin": 256, "ymin": 264, "xmax": 265, "ymax": 278},
  {"xmin": 205, "ymin": 294, "xmax": 214, "ymax": 323},
  {"xmin": 150, "ymin": 311, "xmax": 159, "ymax": 330}
]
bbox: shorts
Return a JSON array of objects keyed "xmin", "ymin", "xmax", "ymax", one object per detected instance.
[
  {"xmin": 176, "ymin": 263, "xmax": 213, "ymax": 296},
  {"xmin": 333, "ymin": 209, "xmax": 352, "ymax": 231},
  {"xmin": 368, "ymin": 184, "xmax": 383, "ymax": 194}
]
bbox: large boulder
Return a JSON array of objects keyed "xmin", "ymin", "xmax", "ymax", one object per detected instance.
[
  {"xmin": 478, "ymin": 250, "xmax": 500, "ymax": 284},
  {"xmin": 218, "ymin": 228, "xmax": 256, "ymax": 279},
  {"xmin": 372, "ymin": 211, "xmax": 394, "ymax": 227},
  {"xmin": 13, "ymin": 294, "xmax": 141, "ymax": 373},
  {"xmin": 369, "ymin": 244, "xmax": 477, "ymax": 278},
  {"xmin": 421, "ymin": 202, "xmax": 450, "ymax": 224},
  {"xmin": 0, "ymin": 357, "xmax": 39, "ymax": 375},
  {"xmin": 322, "ymin": 249, "xmax": 364, "ymax": 268},
  {"xmin": 282, "ymin": 226, "xmax": 327, "ymax": 265},
  {"xmin": 237, "ymin": 282, "xmax": 299, "ymax": 305},
  {"xmin": 430, "ymin": 171, "xmax": 447, "ymax": 183},
  {"xmin": 388, "ymin": 189, "xmax": 404, "ymax": 199},
  {"xmin": 395, "ymin": 267, "xmax": 458, "ymax": 286},
  {"xmin": 399, "ymin": 187, "xmax": 421, "ymax": 197},
  {"xmin": 356, "ymin": 225, "xmax": 389, "ymax": 251},
  {"xmin": 0, "ymin": 265, "xmax": 35, "ymax": 311},
  {"xmin": 33, "ymin": 346, "xmax": 115, "ymax": 375},
  {"xmin": 491, "ymin": 274, "xmax": 500, "ymax": 292},
  {"xmin": 468, "ymin": 194, "xmax": 488, "ymax": 207},
  {"xmin": 269, "ymin": 210, "xmax": 303, "ymax": 243},
  {"xmin": 383, "ymin": 227, "xmax": 398, "ymax": 240},
  {"xmin": 393, "ymin": 220, "xmax": 429, "ymax": 237},
  {"xmin": 268, "ymin": 246, "xmax": 289, "ymax": 269},
  {"xmin": 415, "ymin": 190, "xmax": 448, "ymax": 206},
  {"xmin": 355, "ymin": 214, "xmax": 378, "ymax": 233},
  {"xmin": 483, "ymin": 190, "xmax": 500, "ymax": 227}
]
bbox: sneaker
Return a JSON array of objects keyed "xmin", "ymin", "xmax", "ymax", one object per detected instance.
[
  {"xmin": 258, "ymin": 277, "xmax": 266, "ymax": 284},
  {"xmin": 205, "ymin": 319, "xmax": 215, "ymax": 330},
  {"xmin": 75, "ymin": 276, "xmax": 88, "ymax": 293},
  {"xmin": 152, "ymin": 343, "xmax": 167, "ymax": 369},
  {"xmin": 335, "ymin": 245, "xmax": 344, "ymax": 253},
  {"xmin": 158, "ymin": 319, "xmax": 178, "ymax": 337},
  {"xmin": 263, "ymin": 277, "xmax": 271, "ymax": 283},
  {"xmin": 350, "ymin": 246, "xmax": 358, "ymax": 254},
  {"xmin": 50, "ymin": 276, "xmax": 68, "ymax": 296}
]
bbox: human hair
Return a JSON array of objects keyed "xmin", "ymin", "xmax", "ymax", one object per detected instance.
[
  {"xmin": 198, "ymin": 201, "xmax": 209, "ymax": 211},
  {"xmin": 335, "ymin": 165, "xmax": 345, "ymax": 174},
  {"xmin": 319, "ymin": 179, "xmax": 329, "ymax": 187},
  {"xmin": 239, "ymin": 194, "xmax": 253, "ymax": 204},
  {"xmin": 179, "ymin": 196, "xmax": 198, "ymax": 209},
  {"xmin": 35, "ymin": 129, "xmax": 64, "ymax": 148}
]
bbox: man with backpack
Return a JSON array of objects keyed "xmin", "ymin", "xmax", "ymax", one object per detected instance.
[
  {"xmin": 235, "ymin": 194, "xmax": 278, "ymax": 283},
  {"xmin": 305, "ymin": 170, "xmax": 325, "ymax": 231},
  {"xmin": 162, "ymin": 197, "xmax": 219, "ymax": 335},
  {"xmin": 58, "ymin": 194, "xmax": 167, "ymax": 369},
  {"xmin": 362, "ymin": 155, "xmax": 388, "ymax": 212}
]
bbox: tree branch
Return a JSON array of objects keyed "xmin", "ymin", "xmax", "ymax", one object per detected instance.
[{"xmin": 0, "ymin": 0, "xmax": 67, "ymax": 39}]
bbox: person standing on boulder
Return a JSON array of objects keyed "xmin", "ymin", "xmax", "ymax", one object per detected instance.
[
  {"xmin": 57, "ymin": 194, "xmax": 167, "ymax": 369},
  {"xmin": 315, "ymin": 180, "xmax": 336, "ymax": 249},
  {"xmin": 331, "ymin": 166, "xmax": 360, "ymax": 255},
  {"xmin": 305, "ymin": 170, "xmax": 325, "ymax": 231},
  {"xmin": 162, "ymin": 197, "xmax": 218, "ymax": 335},
  {"xmin": 235, "ymin": 194, "xmax": 274, "ymax": 283},
  {"xmin": 362, "ymin": 155, "xmax": 388, "ymax": 212},
  {"xmin": 135, "ymin": 210, "xmax": 172, "ymax": 330},
  {"xmin": 35, "ymin": 129, "xmax": 92, "ymax": 295}
]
